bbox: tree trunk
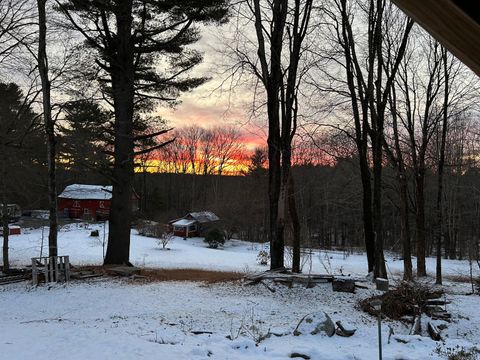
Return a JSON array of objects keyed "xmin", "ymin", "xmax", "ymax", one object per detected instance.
[
  {"xmin": 1, "ymin": 145, "xmax": 9, "ymax": 272},
  {"xmin": 104, "ymin": 0, "xmax": 135, "ymax": 265},
  {"xmin": 388, "ymin": 84, "xmax": 413, "ymax": 281},
  {"xmin": 289, "ymin": 175, "xmax": 301, "ymax": 273},
  {"xmin": 435, "ymin": 48, "xmax": 449, "ymax": 285},
  {"xmin": 416, "ymin": 167, "xmax": 427, "ymax": 276},
  {"xmin": 372, "ymin": 132, "xmax": 387, "ymax": 279},
  {"xmin": 359, "ymin": 150, "xmax": 376, "ymax": 273},
  {"xmin": 399, "ymin": 173, "xmax": 413, "ymax": 280},
  {"xmin": 268, "ymin": 112, "xmax": 282, "ymax": 270},
  {"xmin": 1, "ymin": 208, "xmax": 8, "ymax": 272},
  {"xmin": 37, "ymin": 0, "xmax": 57, "ymax": 257}
]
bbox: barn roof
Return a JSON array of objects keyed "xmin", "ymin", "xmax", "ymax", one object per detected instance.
[
  {"xmin": 58, "ymin": 184, "xmax": 112, "ymax": 200},
  {"xmin": 186, "ymin": 211, "xmax": 219, "ymax": 223}
]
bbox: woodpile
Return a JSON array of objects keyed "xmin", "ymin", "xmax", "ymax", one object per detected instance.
[
  {"xmin": 245, "ymin": 271, "xmax": 333, "ymax": 290},
  {"xmin": 361, "ymin": 282, "xmax": 451, "ymax": 341}
]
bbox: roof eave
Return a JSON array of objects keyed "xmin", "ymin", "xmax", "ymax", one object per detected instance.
[{"xmin": 392, "ymin": 0, "xmax": 480, "ymax": 77}]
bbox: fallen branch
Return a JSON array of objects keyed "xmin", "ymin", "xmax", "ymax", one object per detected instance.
[
  {"xmin": 410, "ymin": 315, "xmax": 421, "ymax": 335},
  {"xmin": 259, "ymin": 280, "xmax": 276, "ymax": 293},
  {"xmin": 427, "ymin": 322, "xmax": 441, "ymax": 341}
]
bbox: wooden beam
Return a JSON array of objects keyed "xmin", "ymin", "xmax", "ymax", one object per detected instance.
[{"xmin": 392, "ymin": 0, "xmax": 480, "ymax": 77}]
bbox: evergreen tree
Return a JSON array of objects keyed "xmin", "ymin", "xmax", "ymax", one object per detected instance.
[
  {"xmin": 57, "ymin": 0, "xmax": 230, "ymax": 264},
  {"xmin": 59, "ymin": 100, "xmax": 112, "ymax": 172},
  {"xmin": 0, "ymin": 82, "xmax": 40, "ymax": 270}
]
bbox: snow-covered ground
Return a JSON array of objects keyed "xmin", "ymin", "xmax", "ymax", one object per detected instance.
[
  {"xmin": 7, "ymin": 222, "xmax": 478, "ymax": 279},
  {"xmin": 1, "ymin": 222, "xmax": 479, "ymax": 360}
]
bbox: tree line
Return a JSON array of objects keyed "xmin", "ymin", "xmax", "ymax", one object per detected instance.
[{"xmin": 143, "ymin": 125, "xmax": 248, "ymax": 176}]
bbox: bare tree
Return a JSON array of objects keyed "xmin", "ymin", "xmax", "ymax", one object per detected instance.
[
  {"xmin": 211, "ymin": 126, "xmax": 243, "ymax": 175},
  {"xmin": 384, "ymin": 83, "xmax": 413, "ymax": 280},
  {"xmin": 230, "ymin": 0, "xmax": 314, "ymax": 272},
  {"xmin": 321, "ymin": 0, "xmax": 413, "ymax": 278},
  {"xmin": 37, "ymin": 0, "xmax": 58, "ymax": 257},
  {"xmin": 182, "ymin": 126, "xmax": 205, "ymax": 175},
  {"xmin": 199, "ymin": 129, "xmax": 215, "ymax": 175}
]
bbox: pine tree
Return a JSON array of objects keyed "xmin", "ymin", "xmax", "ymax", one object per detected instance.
[
  {"xmin": 59, "ymin": 100, "xmax": 112, "ymax": 172},
  {"xmin": 0, "ymin": 83, "xmax": 39, "ymax": 271},
  {"xmin": 57, "ymin": 0, "xmax": 230, "ymax": 265}
]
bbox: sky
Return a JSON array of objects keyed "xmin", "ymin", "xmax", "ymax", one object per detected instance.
[{"xmin": 154, "ymin": 23, "xmax": 268, "ymax": 153}]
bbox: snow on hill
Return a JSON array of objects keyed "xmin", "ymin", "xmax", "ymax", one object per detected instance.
[{"xmin": 1, "ymin": 222, "xmax": 479, "ymax": 360}]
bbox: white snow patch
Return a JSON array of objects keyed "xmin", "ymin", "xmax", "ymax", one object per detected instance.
[{"xmin": 2, "ymin": 222, "xmax": 479, "ymax": 360}]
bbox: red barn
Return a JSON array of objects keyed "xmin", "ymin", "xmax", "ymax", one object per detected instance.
[{"xmin": 58, "ymin": 184, "xmax": 139, "ymax": 221}]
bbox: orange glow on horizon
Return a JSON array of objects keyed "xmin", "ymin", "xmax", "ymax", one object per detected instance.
[{"xmin": 135, "ymin": 158, "xmax": 250, "ymax": 176}]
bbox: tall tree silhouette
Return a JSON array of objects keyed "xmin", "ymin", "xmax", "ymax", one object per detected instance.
[{"xmin": 58, "ymin": 0, "xmax": 229, "ymax": 264}]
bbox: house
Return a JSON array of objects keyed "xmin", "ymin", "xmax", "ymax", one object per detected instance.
[
  {"xmin": 169, "ymin": 211, "xmax": 220, "ymax": 238},
  {"xmin": 58, "ymin": 184, "xmax": 139, "ymax": 221}
]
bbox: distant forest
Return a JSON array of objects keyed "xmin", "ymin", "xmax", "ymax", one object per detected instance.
[{"xmin": 9, "ymin": 154, "xmax": 480, "ymax": 263}]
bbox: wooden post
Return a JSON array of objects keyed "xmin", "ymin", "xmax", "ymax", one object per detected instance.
[
  {"xmin": 44, "ymin": 257, "xmax": 48, "ymax": 282},
  {"xmin": 54, "ymin": 256, "xmax": 59, "ymax": 282},
  {"xmin": 32, "ymin": 258, "xmax": 38, "ymax": 285},
  {"xmin": 65, "ymin": 256, "xmax": 70, "ymax": 282}
]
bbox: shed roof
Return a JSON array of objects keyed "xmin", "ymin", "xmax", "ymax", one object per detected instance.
[
  {"xmin": 58, "ymin": 184, "xmax": 112, "ymax": 200},
  {"xmin": 172, "ymin": 219, "xmax": 196, "ymax": 227},
  {"xmin": 187, "ymin": 211, "xmax": 219, "ymax": 223}
]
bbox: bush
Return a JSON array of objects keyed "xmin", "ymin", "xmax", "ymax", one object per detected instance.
[
  {"xmin": 204, "ymin": 228, "xmax": 225, "ymax": 249},
  {"xmin": 435, "ymin": 345, "xmax": 479, "ymax": 360},
  {"xmin": 156, "ymin": 232, "xmax": 174, "ymax": 250},
  {"xmin": 256, "ymin": 250, "xmax": 269, "ymax": 265},
  {"xmin": 136, "ymin": 220, "xmax": 162, "ymax": 237}
]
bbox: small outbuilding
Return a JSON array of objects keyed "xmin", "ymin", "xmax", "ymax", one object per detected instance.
[
  {"xmin": 58, "ymin": 184, "xmax": 139, "ymax": 221},
  {"xmin": 169, "ymin": 211, "xmax": 220, "ymax": 238},
  {"xmin": 0, "ymin": 225, "xmax": 21, "ymax": 236}
]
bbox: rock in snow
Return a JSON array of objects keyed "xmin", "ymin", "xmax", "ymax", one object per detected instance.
[{"xmin": 293, "ymin": 312, "xmax": 336, "ymax": 337}]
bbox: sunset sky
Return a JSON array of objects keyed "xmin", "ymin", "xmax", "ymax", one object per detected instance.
[{"xmin": 154, "ymin": 24, "xmax": 268, "ymax": 153}]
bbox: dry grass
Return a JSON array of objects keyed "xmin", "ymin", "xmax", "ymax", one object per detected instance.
[
  {"xmin": 137, "ymin": 268, "xmax": 244, "ymax": 283},
  {"xmin": 74, "ymin": 265, "xmax": 244, "ymax": 284}
]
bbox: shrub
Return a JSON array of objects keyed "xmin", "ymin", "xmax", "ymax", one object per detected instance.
[
  {"xmin": 435, "ymin": 345, "xmax": 479, "ymax": 360},
  {"xmin": 156, "ymin": 232, "xmax": 174, "ymax": 250},
  {"xmin": 256, "ymin": 250, "xmax": 269, "ymax": 265},
  {"xmin": 136, "ymin": 220, "xmax": 162, "ymax": 237},
  {"xmin": 204, "ymin": 228, "xmax": 225, "ymax": 249}
]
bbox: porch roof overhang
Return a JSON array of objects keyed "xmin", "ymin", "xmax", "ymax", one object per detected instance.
[{"xmin": 391, "ymin": 0, "xmax": 480, "ymax": 76}]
